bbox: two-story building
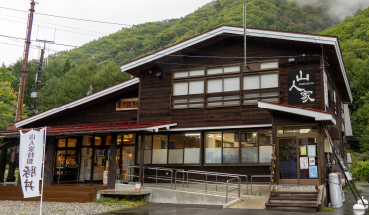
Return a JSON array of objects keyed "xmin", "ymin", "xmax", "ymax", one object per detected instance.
[{"xmin": 0, "ymin": 26, "xmax": 352, "ymax": 209}]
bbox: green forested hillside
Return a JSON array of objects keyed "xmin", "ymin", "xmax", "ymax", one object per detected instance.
[
  {"xmin": 0, "ymin": 0, "xmax": 361, "ymax": 131},
  {"xmin": 37, "ymin": 0, "xmax": 336, "ymax": 111},
  {"xmin": 321, "ymin": 7, "xmax": 369, "ymax": 151}
]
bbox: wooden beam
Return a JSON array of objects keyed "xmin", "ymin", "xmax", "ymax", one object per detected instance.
[
  {"xmin": 43, "ymin": 136, "xmax": 56, "ymax": 185},
  {"xmin": 0, "ymin": 147, "xmax": 7, "ymax": 182},
  {"xmin": 139, "ymin": 132, "xmax": 145, "ymax": 184},
  {"xmin": 107, "ymin": 133, "xmax": 118, "ymax": 189}
]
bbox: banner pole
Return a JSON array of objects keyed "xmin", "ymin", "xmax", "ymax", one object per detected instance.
[{"xmin": 39, "ymin": 127, "xmax": 46, "ymax": 215}]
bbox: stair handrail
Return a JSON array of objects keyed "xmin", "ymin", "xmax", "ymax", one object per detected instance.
[{"xmin": 324, "ymin": 128, "xmax": 366, "ymax": 206}]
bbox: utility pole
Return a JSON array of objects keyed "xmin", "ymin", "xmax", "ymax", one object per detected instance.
[
  {"xmin": 15, "ymin": 0, "xmax": 36, "ymax": 122},
  {"xmin": 33, "ymin": 40, "xmax": 53, "ymax": 115}
]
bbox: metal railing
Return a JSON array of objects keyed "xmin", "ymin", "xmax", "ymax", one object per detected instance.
[
  {"xmin": 127, "ymin": 166, "xmax": 182, "ymax": 189},
  {"xmin": 124, "ymin": 166, "xmax": 277, "ymax": 203},
  {"xmin": 250, "ymin": 175, "xmax": 270, "ymax": 195}
]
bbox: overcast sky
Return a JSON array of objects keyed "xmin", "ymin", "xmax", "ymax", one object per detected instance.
[{"xmin": 0, "ymin": 0, "xmax": 214, "ymax": 67}]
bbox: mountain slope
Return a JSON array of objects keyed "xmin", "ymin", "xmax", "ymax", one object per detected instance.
[{"xmin": 320, "ymin": 7, "xmax": 369, "ymax": 150}]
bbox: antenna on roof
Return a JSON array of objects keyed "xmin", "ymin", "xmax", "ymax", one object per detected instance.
[{"xmin": 243, "ymin": 1, "xmax": 247, "ymax": 67}]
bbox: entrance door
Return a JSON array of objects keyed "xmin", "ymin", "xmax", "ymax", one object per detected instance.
[
  {"xmin": 278, "ymin": 138, "xmax": 298, "ymax": 184},
  {"xmin": 278, "ymin": 137, "xmax": 319, "ymax": 185}
]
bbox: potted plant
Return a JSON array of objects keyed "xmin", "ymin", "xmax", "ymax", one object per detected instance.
[{"xmin": 135, "ymin": 181, "xmax": 141, "ymax": 191}]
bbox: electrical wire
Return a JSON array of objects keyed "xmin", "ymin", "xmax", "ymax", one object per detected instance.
[
  {"xmin": 0, "ymin": 17, "xmax": 102, "ymax": 37},
  {"xmin": 0, "ymin": 14, "xmax": 107, "ymax": 35},
  {"xmin": 0, "ymin": 6, "xmax": 133, "ymax": 26},
  {"xmin": 0, "ymin": 33, "xmax": 325, "ymax": 60}
]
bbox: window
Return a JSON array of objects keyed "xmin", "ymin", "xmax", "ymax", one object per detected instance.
[
  {"xmin": 243, "ymin": 72, "xmax": 279, "ymax": 104},
  {"xmin": 172, "ymin": 80, "xmax": 205, "ymax": 109},
  {"xmin": 259, "ymin": 130, "xmax": 273, "ymax": 163},
  {"xmin": 136, "ymin": 132, "xmax": 201, "ymax": 165},
  {"xmin": 152, "ymin": 134, "xmax": 168, "ymax": 164},
  {"xmin": 207, "ymin": 65, "xmax": 240, "ymax": 75},
  {"xmin": 223, "ymin": 132, "xmax": 239, "ymax": 163},
  {"xmin": 173, "ymin": 80, "xmax": 204, "ymax": 96},
  {"xmin": 173, "ymin": 68, "xmax": 205, "ymax": 79},
  {"xmin": 207, "ymin": 77, "xmax": 240, "ymax": 93},
  {"xmin": 205, "ymin": 132, "xmax": 222, "ymax": 163},
  {"xmin": 172, "ymin": 62, "xmax": 278, "ymax": 109},
  {"xmin": 137, "ymin": 135, "xmax": 152, "ymax": 164},
  {"xmin": 241, "ymin": 132, "xmax": 258, "ymax": 163},
  {"xmin": 184, "ymin": 133, "xmax": 201, "ymax": 164},
  {"xmin": 169, "ymin": 134, "xmax": 184, "ymax": 164},
  {"xmin": 205, "ymin": 130, "xmax": 273, "ymax": 164},
  {"xmin": 207, "ymin": 77, "xmax": 240, "ymax": 107}
]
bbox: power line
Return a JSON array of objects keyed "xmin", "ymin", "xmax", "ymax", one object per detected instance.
[
  {"xmin": 0, "ymin": 17, "xmax": 102, "ymax": 37},
  {"xmin": 0, "ymin": 6, "xmax": 133, "ymax": 26},
  {"xmin": 0, "ymin": 14, "xmax": 107, "ymax": 35},
  {"xmin": 0, "ymin": 33, "xmax": 325, "ymax": 60}
]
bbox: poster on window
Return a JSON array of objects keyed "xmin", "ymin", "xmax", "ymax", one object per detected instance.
[
  {"xmin": 288, "ymin": 68, "xmax": 316, "ymax": 104},
  {"xmin": 309, "ymin": 166, "xmax": 318, "ymax": 178},
  {"xmin": 300, "ymin": 157, "xmax": 309, "ymax": 169},
  {"xmin": 309, "ymin": 157, "xmax": 315, "ymax": 166},
  {"xmin": 308, "ymin": 145, "xmax": 316, "ymax": 157},
  {"xmin": 19, "ymin": 128, "xmax": 45, "ymax": 198}
]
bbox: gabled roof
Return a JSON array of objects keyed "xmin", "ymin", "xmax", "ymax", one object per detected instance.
[
  {"xmin": 120, "ymin": 25, "xmax": 352, "ymax": 102},
  {"xmin": 258, "ymin": 101, "xmax": 336, "ymax": 125},
  {"xmin": 15, "ymin": 78, "xmax": 140, "ymax": 128},
  {"xmin": 2, "ymin": 121, "xmax": 177, "ymax": 138}
]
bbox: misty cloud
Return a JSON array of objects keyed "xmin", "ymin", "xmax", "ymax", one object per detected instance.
[{"xmin": 289, "ymin": 0, "xmax": 369, "ymax": 21}]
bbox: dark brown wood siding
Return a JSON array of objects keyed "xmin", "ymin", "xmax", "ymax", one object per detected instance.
[
  {"xmin": 138, "ymin": 36, "xmax": 325, "ymax": 127},
  {"xmin": 25, "ymin": 88, "xmax": 139, "ymax": 128}
]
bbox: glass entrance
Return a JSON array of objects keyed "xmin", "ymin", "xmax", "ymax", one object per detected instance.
[
  {"xmin": 278, "ymin": 138, "xmax": 298, "ymax": 183},
  {"xmin": 278, "ymin": 137, "xmax": 319, "ymax": 185}
]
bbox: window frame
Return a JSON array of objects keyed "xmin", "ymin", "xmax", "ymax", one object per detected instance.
[{"xmin": 204, "ymin": 129, "xmax": 273, "ymax": 165}]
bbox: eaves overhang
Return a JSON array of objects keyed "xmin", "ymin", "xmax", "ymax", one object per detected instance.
[
  {"xmin": 258, "ymin": 101, "xmax": 336, "ymax": 125},
  {"xmin": 15, "ymin": 78, "xmax": 140, "ymax": 128}
]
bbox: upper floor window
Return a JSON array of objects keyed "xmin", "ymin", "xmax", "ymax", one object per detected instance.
[{"xmin": 171, "ymin": 60, "xmax": 279, "ymax": 109}]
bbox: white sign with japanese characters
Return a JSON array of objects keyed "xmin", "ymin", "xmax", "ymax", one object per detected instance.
[{"xmin": 19, "ymin": 129, "xmax": 45, "ymax": 198}]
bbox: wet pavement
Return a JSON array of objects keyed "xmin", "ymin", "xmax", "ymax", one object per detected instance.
[{"xmin": 100, "ymin": 183, "xmax": 369, "ymax": 215}]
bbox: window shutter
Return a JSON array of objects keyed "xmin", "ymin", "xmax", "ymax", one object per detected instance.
[
  {"xmin": 224, "ymin": 77, "xmax": 240, "ymax": 92},
  {"xmin": 173, "ymin": 82, "xmax": 188, "ymax": 96},
  {"xmin": 224, "ymin": 65, "xmax": 240, "ymax": 74},
  {"xmin": 261, "ymin": 73, "xmax": 278, "ymax": 88},
  {"xmin": 174, "ymin": 71, "xmax": 188, "ymax": 78},
  {"xmin": 189, "ymin": 80, "xmax": 204, "ymax": 94},
  {"xmin": 260, "ymin": 61, "xmax": 278, "ymax": 70},
  {"xmin": 208, "ymin": 67, "xmax": 223, "ymax": 75},
  {"xmin": 243, "ymin": 75, "xmax": 260, "ymax": 90},
  {"xmin": 208, "ymin": 79, "xmax": 223, "ymax": 93},
  {"xmin": 189, "ymin": 69, "xmax": 204, "ymax": 77}
]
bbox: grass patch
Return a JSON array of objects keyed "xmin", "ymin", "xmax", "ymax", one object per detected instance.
[
  {"xmin": 56, "ymin": 209, "xmax": 65, "ymax": 212},
  {"xmin": 94, "ymin": 196, "xmax": 149, "ymax": 208},
  {"xmin": 322, "ymin": 207, "xmax": 336, "ymax": 212}
]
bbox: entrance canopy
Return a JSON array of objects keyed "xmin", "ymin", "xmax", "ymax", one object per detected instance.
[
  {"xmin": 0, "ymin": 121, "xmax": 177, "ymax": 138},
  {"xmin": 258, "ymin": 101, "xmax": 336, "ymax": 125}
]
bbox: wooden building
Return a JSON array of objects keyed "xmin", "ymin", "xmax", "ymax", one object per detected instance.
[{"xmin": 0, "ymin": 26, "xmax": 351, "ymax": 193}]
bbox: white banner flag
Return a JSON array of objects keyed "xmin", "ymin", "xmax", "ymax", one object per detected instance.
[{"xmin": 19, "ymin": 129, "xmax": 45, "ymax": 198}]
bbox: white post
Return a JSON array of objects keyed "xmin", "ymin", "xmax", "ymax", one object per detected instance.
[{"xmin": 39, "ymin": 127, "xmax": 47, "ymax": 215}]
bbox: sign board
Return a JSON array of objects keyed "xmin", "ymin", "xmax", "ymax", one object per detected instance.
[
  {"xmin": 116, "ymin": 98, "xmax": 138, "ymax": 111},
  {"xmin": 324, "ymin": 70, "xmax": 328, "ymax": 107},
  {"xmin": 347, "ymin": 153, "xmax": 352, "ymax": 164},
  {"xmin": 31, "ymin": 92, "xmax": 38, "ymax": 98},
  {"xmin": 103, "ymin": 171, "xmax": 108, "ymax": 185},
  {"xmin": 288, "ymin": 68, "xmax": 316, "ymax": 104},
  {"xmin": 19, "ymin": 129, "xmax": 45, "ymax": 198}
]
